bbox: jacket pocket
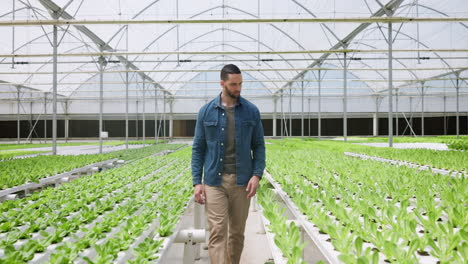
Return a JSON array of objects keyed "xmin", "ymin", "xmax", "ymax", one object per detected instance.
[
  {"xmin": 242, "ymin": 120, "xmax": 256, "ymax": 140},
  {"xmin": 204, "ymin": 121, "xmax": 218, "ymax": 141}
]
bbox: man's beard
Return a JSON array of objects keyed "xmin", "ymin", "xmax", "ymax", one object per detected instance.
[{"xmin": 224, "ymin": 86, "xmax": 239, "ymax": 99}]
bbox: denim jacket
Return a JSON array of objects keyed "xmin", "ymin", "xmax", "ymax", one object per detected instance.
[{"xmin": 192, "ymin": 94, "xmax": 266, "ymax": 186}]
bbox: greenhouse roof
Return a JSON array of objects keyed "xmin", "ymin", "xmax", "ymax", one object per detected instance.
[{"xmin": 0, "ymin": 0, "xmax": 467, "ymax": 98}]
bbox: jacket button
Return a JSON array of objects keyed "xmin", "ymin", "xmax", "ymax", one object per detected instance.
[
  {"xmin": 222, "ymin": 113, "xmax": 225, "ymax": 116},
  {"xmin": 221, "ymin": 143, "xmax": 224, "ymax": 146},
  {"xmin": 221, "ymin": 128, "xmax": 224, "ymax": 131},
  {"xmin": 220, "ymin": 158, "xmax": 223, "ymax": 161},
  {"xmin": 218, "ymin": 173, "xmax": 221, "ymax": 176}
]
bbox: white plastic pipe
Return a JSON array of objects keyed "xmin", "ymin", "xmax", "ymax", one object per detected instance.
[{"xmin": 174, "ymin": 229, "xmax": 206, "ymax": 243}]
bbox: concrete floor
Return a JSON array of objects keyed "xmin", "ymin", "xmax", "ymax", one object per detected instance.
[{"xmin": 165, "ymin": 202, "xmax": 274, "ymax": 264}]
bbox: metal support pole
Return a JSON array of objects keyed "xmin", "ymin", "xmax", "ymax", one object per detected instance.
[
  {"xmin": 421, "ymin": 82, "xmax": 424, "ymax": 137},
  {"xmin": 410, "ymin": 96, "xmax": 413, "ymax": 136},
  {"xmin": 155, "ymin": 89, "xmax": 159, "ymax": 143},
  {"xmin": 388, "ymin": 22, "xmax": 394, "ymax": 147},
  {"xmin": 456, "ymin": 75, "xmax": 460, "ymax": 139},
  {"xmin": 373, "ymin": 97, "xmax": 379, "ymax": 136},
  {"xmin": 301, "ymin": 81, "xmax": 304, "ymax": 137},
  {"xmin": 64, "ymin": 101, "xmax": 69, "ymax": 142},
  {"xmin": 273, "ymin": 97, "xmax": 277, "ymax": 137},
  {"xmin": 65, "ymin": 119, "xmax": 69, "ymax": 143},
  {"xmin": 280, "ymin": 92, "xmax": 284, "ymax": 137},
  {"xmin": 343, "ymin": 52, "xmax": 348, "ymax": 142},
  {"xmin": 29, "ymin": 93, "xmax": 33, "ymax": 143},
  {"xmin": 136, "ymin": 100, "xmax": 139, "ymax": 139},
  {"xmin": 142, "ymin": 78, "xmax": 146, "ymax": 144},
  {"xmin": 318, "ymin": 69, "xmax": 322, "ymax": 139},
  {"xmin": 443, "ymin": 95, "xmax": 447, "ymax": 135},
  {"xmin": 44, "ymin": 93, "xmax": 47, "ymax": 142},
  {"xmin": 17, "ymin": 86, "xmax": 20, "ymax": 144},
  {"xmin": 52, "ymin": 24, "xmax": 58, "ymax": 155},
  {"xmin": 125, "ymin": 25, "xmax": 129, "ymax": 149},
  {"xmin": 125, "ymin": 67, "xmax": 129, "ymax": 149},
  {"xmin": 396, "ymin": 89, "xmax": 399, "ymax": 137},
  {"xmin": 11, "ymin": 0, "xmax": 15, "ymax": 68},
  {"xmin": 163, "ymin": 93, "xmax": 166, "ymax": 139},
  {"xmin": 289, "ymin": 87, "xmax": 292, "ymax": 137},
  {"xmin": 169, "ymin": 100, "xmax": 173, "ymax": 138},
  {"xmin": 308, "ymin": 98, "xmax": 311, "ymax": 137},
  {"xmin": 98, "ymin": 56, "xmax": 105, "ymax": 154}
]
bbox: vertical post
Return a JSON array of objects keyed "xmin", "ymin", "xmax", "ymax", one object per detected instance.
[
  {"xmin": 373, "ymin": 113, "xmax": 378, "ymax": 137},
  {"xmin": 257, "ymin": 0, "xmax": 261, "ymax": 66},
  {"xmin": 98, "ymin": 56, "xmax": 105, "ymax": 154},
  {"xmin": 272, "ymin": 97, "xmax": 277, "ymax": 137},
  {"xmin": 308, "ymin": 98, "xmax": 311, "ymax": 137},
  {"xmin": 301, "ymin": 80, "xmax": 304, "ymax": 137},
  {"xmin": 456, "ymin": 74, "xmax": 460, "ymax": 139},
  {"xmin": 11, "ymin": 0, "xmax": 16, "ymax": 68},
  {"xmin": 289, "ymin": 87, "xmax": 292, "ymax": 137},
  {"xmin": 280, "ymin": 92, "xmax": 284, "ymax": 137},
  {"xmin": 44, "ymin": 93, "xmax": 47, "ymax": 142},
  {"xmin": 163, "ymin": 93, "xmax": 166, "ymax": 139},
  {"xmin": 388, "ymin": 22, "xmax": 394, "ymax": 147},
  {"xmin": 396, "ymin": 89, "xmax": 399, "ymax": 137},
  {"xmin": 169, "ymin": 100, "xmax": 174, "ymax": 138},
  {"xmin": 409, "ymin": 96, "xmax": 413, "ymax": 136},
  {"xmin": 64, "ymin": 101, "xmax": 69, "ymax": 142},
  {"xmin": 443, "ymin": 95, "xmax": 447, "ymax": 135},
  {"xmin": 52, "ymin": 24, "xmax": 58, "ymax": 155},
  {"xmin": 194, "ymin": 202, "xmax": 204, "ymax": 260},
  {"xmin": 65, "ymin": 119, "xmax": 69, "ymax": 143},
  {"xmin": 421, "ymin": 82, "xmax": 425, "ymax": 137},
  {"xmin": 155, "ymin": 88, "xmax": 159, "ymax": 143},
  {"xmin": 125, "ymin": 25, "xmax": 129, "ymax": 149},
  {"xmin": 17, "ymin": 86, "xmax": 20, "ymax": 144},
  {"xmin": 343, "ymin": 52, "xmax": 348, "ymax": 142},
  {"xmin": 125, "ymin": 67, "xmax": 129, "ymax": 149},
  {"xmin": 136, "ymin": 100, "xmax": 139, "ymax": 140},
  {"xmin": 373, "ymin": 96, "xmax": 379, "ymax": 136},
  {"xmin": 142, "ymin": 78, "xmax": 146, "ymax": 145},
  {"xmin": 318, "ymin": 69, "xmax": 322, "ymax": 139},
  {"xmin": 176, "ymin": 0, "xmax": 180, "ymax": 66},
  {"xmin": 29, "ymin": 92, "xmax": 33, "ymax": 143}
]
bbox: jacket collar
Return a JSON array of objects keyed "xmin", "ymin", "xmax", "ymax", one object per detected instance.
[{"xmin": 214, "ymin": 92, "xmax": 243, "ymax": 109}]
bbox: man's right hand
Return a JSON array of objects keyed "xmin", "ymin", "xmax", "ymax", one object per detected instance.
[{"xmin": 194, "ymin": 184, "xmax": 206, "ymax": 204}]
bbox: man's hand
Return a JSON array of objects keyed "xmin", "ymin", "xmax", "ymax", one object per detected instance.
[
  {"xmin": 246, "ymin": 175, "xmax": 260, "ymax": 199},
  {"xmin": 194, "ymin": 184, "xmax": 206, "ymax": 204}
]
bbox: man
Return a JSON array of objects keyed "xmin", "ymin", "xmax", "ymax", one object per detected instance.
[{"xmin": 192, "ymin": 64, "xmax": 266, "ymax": 264}]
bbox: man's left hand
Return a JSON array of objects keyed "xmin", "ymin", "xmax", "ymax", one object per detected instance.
[{"xmin": 246, "ymin": 175, "xmax": 260, "ymax": 199}]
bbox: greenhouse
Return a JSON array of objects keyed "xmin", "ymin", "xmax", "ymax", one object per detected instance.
[{"xmin": 0, "ymin": 0, "xmax": 467, "ymax": 263}]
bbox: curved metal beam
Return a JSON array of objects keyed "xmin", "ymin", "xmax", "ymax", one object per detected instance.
[
  {"xmin": 164, "ymin": 44, "xmax": 283, "ymax": 93},
  {"xmin": 147, "ymin": 27, "xmax": 297, "ymax": 86},
  {"xmin": 104, "ymin": 0, "xmax": 162, "ymax": 48},
  {"xmin": 172, "ymin": 61, "xmax": 276, "ymax": 96},
  {"xmin": 123, "ymin": 3, "xmax": 315, "ymax": 86},
  {"xmin": 350, "ymin": 36, "xmax": 419, "ymax": 83},
  {"xmin": 398, "ymin": 2, "xmax": 468, "ymax": 29},
  {"xmin": 37, "ymin": 0, "xmax": 170, "ymax": 95},
  {"xmin": 277, "ymin": 0, "xmax": 406, "ymax": 94},
  {"xmin": 130, "ymin": 4, "xmax": 314, "ymax": 72}
]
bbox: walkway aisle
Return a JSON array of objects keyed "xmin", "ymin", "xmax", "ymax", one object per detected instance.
[{"xmin": 166, "ymin": 201, "xmax": 273, "ymax": 264}]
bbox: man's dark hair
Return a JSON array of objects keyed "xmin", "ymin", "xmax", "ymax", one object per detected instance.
[{"xmin": 220, "ymin": 64, "xmax": 241, "ymax": 81}]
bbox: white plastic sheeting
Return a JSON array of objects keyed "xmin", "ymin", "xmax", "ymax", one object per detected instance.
[{"xmin": 0, "ymin": 0, "xmax": 466, "ymax": 114}]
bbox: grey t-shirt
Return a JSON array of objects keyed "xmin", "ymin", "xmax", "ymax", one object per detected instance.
[{"xmin": 223, "ymin": 106, "xmax": 236, "ymax": 174}]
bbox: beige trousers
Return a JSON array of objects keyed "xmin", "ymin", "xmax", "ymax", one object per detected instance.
[{"xmin": 204, "ymin": 173, "xmax": 251, "ymax": 264}]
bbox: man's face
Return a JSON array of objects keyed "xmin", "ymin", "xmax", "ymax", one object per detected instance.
[{"xmin": 221, "ymin": 73, "xmax": 242, "ymax": 99}]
